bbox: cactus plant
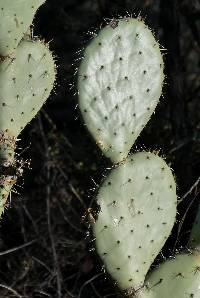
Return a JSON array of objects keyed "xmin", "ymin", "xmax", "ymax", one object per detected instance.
[
  {"xmin": 0, "ymin": 1, "xmax": 56, "ymax": 217},
  {"xmin": 76, "ymin": 17, "xmax": 200, "ymax": 298},
  {"xmin": 78, "ymin": 18, "xmax": 164, "ymax": 163},
  {"xmin": 93, "ymin": 151, "xmax": 177, "ymax": 292},
  {"xmin": 77, "ymin": 17, "xmax": 178, "ymax": 295}
]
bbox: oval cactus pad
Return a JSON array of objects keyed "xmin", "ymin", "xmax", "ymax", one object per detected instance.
[
  {"xmin": 78, "ymin": 18, "xmax": 164, "ymax": 163},
  {"xmin": 93, "ymin": 152, "xmax": 177, "ymax": 291}
]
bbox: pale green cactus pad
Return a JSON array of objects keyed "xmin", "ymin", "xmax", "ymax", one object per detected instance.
[
  {"xmin": 78, "ymin": 18, "xmax": 164, "ymax": 163},
  {"xmin": 138, "ymin": 253, "xmax": 200, "ymax": 298},
  {"xmin": 0, "ymin": 38, "xmax": 56, "ymax": 138},
  {"xmin": 0, "ymin": 0, "xmax": 46, "ymax": 56},
  {"xmin": 93, "ymin": 152, "xmax": 177, "ymax": 291}
]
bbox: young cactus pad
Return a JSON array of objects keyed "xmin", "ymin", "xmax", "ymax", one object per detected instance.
[
  {"xmin": 78, "ymin": 18, "xmax": 164, "ymax": 163},
  {"xmin": 0, "ymin": 0, "xmax": 46, "ymax": 56},
  {"xmin": 0, "ymin": 38, "xmax": 56, "ymax": 139},
  {"xmin": 138, "ymin": 253, "xmax": 200, "ymax": 298},
  {"xmin": 93, "ymin": 152, "xmax": 177, "ymax": 291}
]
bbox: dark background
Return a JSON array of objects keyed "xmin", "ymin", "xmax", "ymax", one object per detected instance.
[{"xmin": 0, "ymin": 0, "xmax": 199, "ymax": 297}]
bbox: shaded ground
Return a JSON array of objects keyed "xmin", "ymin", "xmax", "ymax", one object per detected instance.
[{"xmin": 0, "ymin": 0, "xmax": 199, "ymax": 297}]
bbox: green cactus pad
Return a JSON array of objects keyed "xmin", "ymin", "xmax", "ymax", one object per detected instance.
[
  {"xmin": 93, "ymin": 152, "xmax": 177, "ymax": 291},
  {"xmin": 78, "ymin": 18, "xmax": 164, "ymax": 163},
  {"xmin": 0, "ymin": 38, "xmax": 56, "ymax": 138},
  {"xmin": 0, "ymin": 0, "xmax": 46, "ymax": 56},
  {"xmin": 138, "ymin": 253, "xmax": 200, "ymax": 298}
]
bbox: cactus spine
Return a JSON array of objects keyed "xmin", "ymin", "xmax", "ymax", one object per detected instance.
[
  {"xmin": 78, "ymin": 17, "xmax": 178, "ymax": 295},
  {"xmin": 0, "ymin": 0, "xmax": 56, "ymax": 217}
]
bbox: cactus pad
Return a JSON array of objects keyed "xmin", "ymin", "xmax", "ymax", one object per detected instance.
[
  {"xmin": 138, "ymin": 253, "xmax": 200, "ymax": 298},
  {"xmin": 0, "ymin": 0, "xmax": 46, "ymax": 56},
  {"xmin": 78, "ymin": 18, "xmax": 164, "ymax": 163},
  {"xmin": 93, "ymin": 152, "xmax": 177, "ymax": 291},
  {"xmin": 0, "ymin": 38, "xmax": 55, "ymax": 138}
]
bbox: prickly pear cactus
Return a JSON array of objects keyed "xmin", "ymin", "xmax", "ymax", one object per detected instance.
[
  {"xmin": 0, "ymin": 0, "xmax": 46, "ymax": 56},
  {"xmin": 78, "ymin": 18, "xmax": 164, "ymax": 163},
  {"xmin": 138, "ymin": 253, "xmax": 200, "ymax": 298},
  {"xmin": 93, "ymin": 152, "xmax": 177, "ymax": 291}
]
